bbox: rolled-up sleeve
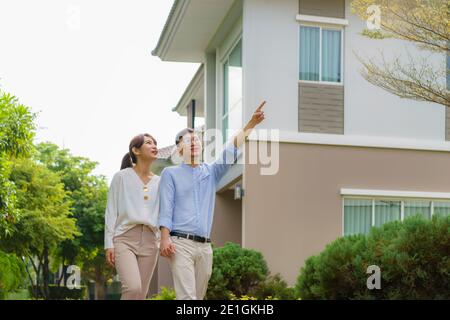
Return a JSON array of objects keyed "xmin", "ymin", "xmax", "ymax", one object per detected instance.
[
  {"xmin": 212, "ymin": 143, "xmax": 241, "ymax": 184},
  {"xmin": 104, "ymin": 174, "xmax": 120, "ymax": 249},
  {"xmin": 158, "ymin": 168, "xmax": 175, "ymax": 231}
]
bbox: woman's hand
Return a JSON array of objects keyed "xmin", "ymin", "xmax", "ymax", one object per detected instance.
[
  {"xmin": 106, "ymin": 248, "xmax": 115, "ymax": 267},
  {"xmin": 160, "ymin": 237, "xmax": 176, "ymax": 258}
]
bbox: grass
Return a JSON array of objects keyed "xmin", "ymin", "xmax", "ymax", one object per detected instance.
[{"xmin": 5, "ymin": 289, "xmax": 30, "ymax": 300}]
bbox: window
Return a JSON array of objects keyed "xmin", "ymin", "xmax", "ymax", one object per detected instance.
[
  {"xmin": 374, "ymin": 200, "xmax": 401, "ymax": 227},
  {"xmin": 222, "ymin": 40, "xmax": 242, "ymax": 143},
  {"xmin": 434, "ymin": 201, "xmax": 450, "ymax": 217},
  {"xmin": 299, "ymin": 25, "xmax": 342, "ymax": 83},
  {"xmin": 344, "ymin": 198, "xmax": 449, "ymax": 236},
  {"xmin": 344, "ymin": 199, "xmax": 372, "ymax": 236},
  {"xmin": 404, "ymin": 200, "xmax": 431, "ymax": 219}
]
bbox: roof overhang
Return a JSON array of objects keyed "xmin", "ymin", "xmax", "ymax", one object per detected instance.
[
  {"xmin": 152, "ymin": 0, "xmax": 235, "ymax": 62},
  {"xmin": 173, "ymin": 64, "xmax": 204, "ymax": 117}
]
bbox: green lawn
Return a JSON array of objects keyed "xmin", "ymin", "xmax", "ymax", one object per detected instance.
[{"xmin": 5, "ymin": 289, "xmax": 30, "ymax": 300}]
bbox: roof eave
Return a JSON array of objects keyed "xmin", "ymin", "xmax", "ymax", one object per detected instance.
[
  {"xmin": 151, "ymin": 0, "xmax": 184, "ymax": 60},
  {"xmin": 172, "ymin": 64, "xmax": 205, "ymax": 116}
]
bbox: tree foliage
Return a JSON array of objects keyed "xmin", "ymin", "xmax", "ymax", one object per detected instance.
[{"xmin": 0, "ymin": 89, "xmax": 36, "ymax": 235}]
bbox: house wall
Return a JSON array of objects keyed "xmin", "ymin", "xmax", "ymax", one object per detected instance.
[
  {"xmin": 298, "ymin": 82, "xmax": 344, "ymax": 134},
  {"xmin": 299, "ymin": 0, "xmax": 345, "ymax": 18},
  {"xmin": 211, "ymin": 189, "xmax": 243, "ymax": 246},
  {"xmin": 343, "ymin": 0, "xmax": 446, "ymax": 140},
  {"xmin": 242, "ymin": 142, "xmax": 450, "ymax": 285},
  {"xmin": 446, "ymin": 107, "xmax": 450, "ymax": 141},
  {"xmin": 243, "ymin": 0, "xmax": 299, "ymax": 132},
  {"xmin": 241, "ymin": 0, "xmax": 446, "ymax": 140}
]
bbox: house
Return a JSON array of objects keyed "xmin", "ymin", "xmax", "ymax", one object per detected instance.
[
  {"xmin": 151, "ymin": 0, "xmax": 450, "ymax": 287},
  {"xmin": 152, "ymin": 144, "xmax": 176, "ymax": 175}
]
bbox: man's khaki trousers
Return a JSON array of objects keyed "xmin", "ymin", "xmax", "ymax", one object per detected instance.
[{"xmin": 169, "ymin": 236, "xmax": 213, "ymax": 300}]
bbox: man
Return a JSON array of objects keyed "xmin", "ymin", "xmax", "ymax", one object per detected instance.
[{"xmin": 158, "ymin": 101, "xmax": 266, "ymax": 300}]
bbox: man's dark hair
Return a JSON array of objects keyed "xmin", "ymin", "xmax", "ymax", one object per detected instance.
[{"xmin": 175, "ymin": 128, "xmax": 194, "ymax": 145}]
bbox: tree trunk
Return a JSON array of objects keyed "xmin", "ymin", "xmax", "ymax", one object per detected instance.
[
  {"xmin": 28, "ymin": 255, "xmax": 41, "ymax": 299},
  {"xmin": 94, "ymin": 268, "xmax": 106, "ymax": 300},
  {"xmin": 58, "ymin": 264, "xmax": 68, "ymax": 287},
  {"xmin": 95, "ymin": 280, "xmax": 106, "ymax": 300},
  {"xmin": 42, "ymin": 246, "xmax": 50, "ymax": 299},
  {"xmin": 23, "ymin": 256, "xmax": 36, "ymax": 298}
]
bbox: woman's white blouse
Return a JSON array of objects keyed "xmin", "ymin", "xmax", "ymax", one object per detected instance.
[{"xmin": 104, "ymin": 168, "xmax": 160, "ymax": 249}]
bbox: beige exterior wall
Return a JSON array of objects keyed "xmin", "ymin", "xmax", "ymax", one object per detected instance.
[
  {"xmin": 446, "ymin": 107, "xmax": 450, "ymax": 141},
  {"xmin": 298, "ymin": 82, "xmax": 344, "ymax": 134},
  {"xmin": 211, "ymin": 190, "xmax": 242, "ymax": 246},
  {"xmin": 299, "ymin": 0, "xmax": 345, "ymax": 18},
  {"xmin": 243, "ymin": 142, "xmax": 450, "ymax": 285}
]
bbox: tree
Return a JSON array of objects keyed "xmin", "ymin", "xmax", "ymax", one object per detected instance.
[
  {"xmin": 2, "ymin": 158, "xmax": 79, "ymax": 299},
  {"xmin": 0, "ymin": 88, "xmax": 36, "ymax": 299},
  {"xmin": 35, "ymin": 143, "xmax": 114, "ymax": 299},
  {"xmin": 0, "ymin": 89, "xmax": 36, "ymax": 235},
  {"xmin": 351, "ymin": 0, "xmax": 449, "ymax": 107},
  {"xmin": 0, "ymin": 251, "xmax": 26, "ymax": 299}
]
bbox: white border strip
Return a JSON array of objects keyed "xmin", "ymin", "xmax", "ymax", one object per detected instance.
[
  {"xmin": 341, "ymin": 188, "xmax": 450, "ymax": 200},
  {"xmin": 248, "ymin": 131, "xmax": 450, "ymax": 152},
  {"xmin": 296, "ymin": 14, "xmax": 349, "ymax": 26}
]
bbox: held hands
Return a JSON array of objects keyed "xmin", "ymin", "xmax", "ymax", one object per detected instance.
[{"xmin": 160, "ymin": 237, "xmax": 176, "ymax": 258}]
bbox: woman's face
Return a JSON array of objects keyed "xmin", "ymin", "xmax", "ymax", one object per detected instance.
[{"xmin": 133, "ymin": 136, "xmax": 158, "ymax": 161}]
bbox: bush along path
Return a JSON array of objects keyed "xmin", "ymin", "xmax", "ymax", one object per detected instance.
[{"xmin": 296, "ymin": 215, "xmax": 450, "ymax": 299}]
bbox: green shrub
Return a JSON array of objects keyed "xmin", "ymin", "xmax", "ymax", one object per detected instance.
[
  {"xmin": 206, "ymin": 242, "xmax": 269, "ymax": 300},
  {"xmin": 249, "ymin": 274, "xmax": 298, "ymax": 300},
  {"xmin": 28, "ymin": 284, "xmax": 87, "ymax": 300},
  {"xmin": 149, "ymin": 287, "xmax": 176, "ymax": 300},
  {"xmin": 0, "ymin": 251, "xmax": 26, "ymax": 299},
  {"xmin": 296, "ymin": 215, "xmax": 450, "ymax": 299}
]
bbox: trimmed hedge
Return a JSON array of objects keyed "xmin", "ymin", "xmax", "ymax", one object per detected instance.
[
  {"xmin": 206, "ymin": 242, "xmax": 269, "ymax": 300},
  {"xmin": 249, "ymin": 274, "xmax": 298, "ymax": 300},
  {"xmin": 296, "ymin": 215, "xmax": 450, "ymax": 299}
]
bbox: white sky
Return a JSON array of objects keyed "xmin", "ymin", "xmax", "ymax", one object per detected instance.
[{"xmin": 0, "ymin": 0, "xmax": 202, "ymax": 183}]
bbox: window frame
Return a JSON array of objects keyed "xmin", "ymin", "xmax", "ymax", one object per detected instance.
[
  {"xmin": 342, "ymin": 196, "xmax": 450, "ymax": 236},
  {"xmin": 221, "ymin": 38, "xmax": 243, "ymax": 143},
  {"xmin": 298, "ymin": 23, "xmax": 344, "ymax": 86}
]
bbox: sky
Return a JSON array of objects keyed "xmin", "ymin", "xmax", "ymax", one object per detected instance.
[{"xmin": 0, "ymin": 0, "xmax": 202, "ymax": 183}]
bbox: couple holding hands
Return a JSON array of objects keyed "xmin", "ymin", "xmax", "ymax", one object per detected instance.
[{"xmin": 104, "ymin": 101, "xmax": 266, "ymax": 300}]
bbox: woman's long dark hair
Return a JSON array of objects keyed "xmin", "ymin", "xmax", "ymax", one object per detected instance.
[{"xmin": 120, "ymin": 133, "xmax": 157, "ymax": 170}]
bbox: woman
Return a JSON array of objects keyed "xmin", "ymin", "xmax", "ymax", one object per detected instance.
[{"xmin": 104, "ymin": 133, "xmax": 161, "ymax": 300}]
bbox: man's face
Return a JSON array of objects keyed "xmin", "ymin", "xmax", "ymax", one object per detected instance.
[{"xmin": 179, "ymin": 132, "xmax": 202, "ymax": 161}]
